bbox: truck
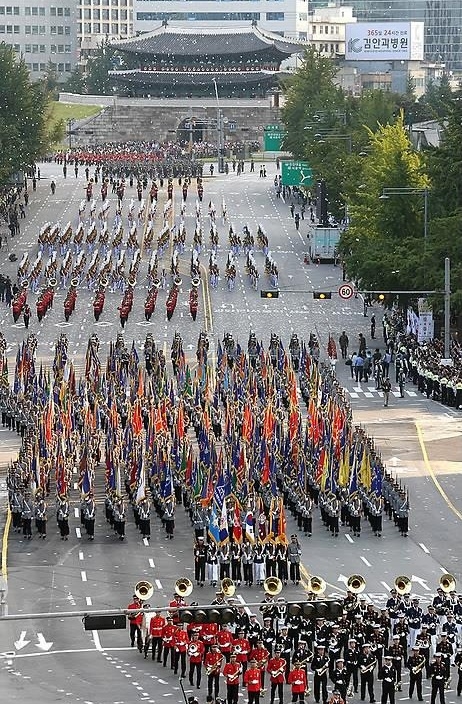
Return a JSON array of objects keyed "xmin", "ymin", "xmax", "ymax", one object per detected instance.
[{"xmin": 308, "ymin": 225, "xmax": 341, "ymax": 263}]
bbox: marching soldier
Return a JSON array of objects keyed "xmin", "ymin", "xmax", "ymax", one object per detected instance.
[
  {"xmin": 331, "ymin": 658, "xmax": 348, "ymax": 702},
  {"xmin": 386, "ymin": 635, "xmax": 404, "ymax": 691},
  {"xmin": 173, "ymin": 624, "xmax": 189, "ymax": 677},
  {"xmin": 127, "ymin": 595, "xmax": 144, "ymax": 652},
  {"xmin": 34, "ymin": 491, "xmax": 47, "ymax": 539},
  {"xmin": 288, "ymin": 660, "xmax": 308, "ymax": 704},
  {"xmin": 205, "ymin": 642, "xmax": 223, "ymax": 699},
  {"xmin": 194, "ymin": 536, "xmax": 207, "ymax": 586},
  {"xmin": 406, "ymin": 645, "xmax": 425, "ymax": 701},
  {"xmin": 21, "ymin": 493, "xmax": 33, "ymax": 539},
  {"xmin": 244, "ymin": 658, "xmax": 263, "ymax": 704},
  {"xmin": 267, "ymin": 645, "xmax": 286, "ymax": 704},
  {"xmin": 288, "ymin": 534, "xmax": 302, "ymax": 584},
  {"xmin": 378, "ymin": 655, "xmax": 397, "ymax": 704},
  {"xmin": 83, "ymin": 493, "xmax": 96, "ymax": 540},
  {"xmin": 345, "ymin": 638, "xmax": 360, "ymax": 695},
  {"xmin": 311, "ymin": 643, "xmax": 329, "ymax": 704},
  {"xmin": 429, "ymin": 653, "xmax": 449, "ymax": 704},
  {"xmin": 57, "ymin": 494, "xmax": 70, "ymax": 540},
  {"xmin": 162, "ymin": 614, "xmax": 177, "ymax": 669},
  {"xmin": 242, "ymin": 540, "xmax": 254, "ymax": 587},
  {"xmin": 250, "ymin": 638, "xmax": 270, "ymax": 688},
  {"xmin": 454, "ymin": 646, "xmax": 462, "ymax": 696},
  {"xmin": 359, "ymin": 643, "xmax": 376, "ymax": 703},
  {"xmin": 188, "ymin": 629, "xmax": 205, "ymax": 689},
  {"xmin": 233, "ymin": 628, "xmax": 251, "ymax": 677},
  {"xmin": 223, "ymin": 652, "xmax": 242, "ymax": 704},
  {"xmin": 145, "ymin": 609, "xmax": 165, "ymax": 661},
  {"xmin": 231, "ymin": 541, "xmax": 243, "ymax": 585}
]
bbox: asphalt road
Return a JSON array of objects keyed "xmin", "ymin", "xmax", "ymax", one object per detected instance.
[{"xmin": 0, "ymin": 161, "xmax": 461, "ymax": 704}]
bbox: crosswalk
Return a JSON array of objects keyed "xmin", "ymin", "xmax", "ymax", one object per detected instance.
[{"xmin": 342, "ymin": 383, "xmax": 418, "ymax": 399}]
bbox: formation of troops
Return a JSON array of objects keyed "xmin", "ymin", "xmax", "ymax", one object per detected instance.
[{"xmin": 125, "ymin": 576, "xmax": 462, "ymax": 704}]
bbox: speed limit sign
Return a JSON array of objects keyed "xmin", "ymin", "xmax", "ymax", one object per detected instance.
[{"xmin": 338, "ymin": 283, "xmax": 354, "ymax": 300}]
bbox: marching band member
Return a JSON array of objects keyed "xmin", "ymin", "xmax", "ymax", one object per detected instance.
[
  {"xmin": 231, "ymin": 542, "xmax": 243, "ymax": 585},
  {"xmin": 288, "ymin": 660, "xmax": 308, "ymax": 704},
  {"xmin": 454, "ymin": 646, "xmax": 462, "ymax": 696},
  {"xmin": 162, "ymin": 614, "xmax": 177, "ymax": 669},
  {"xmin": 188, "ymin": 629, "xmax": 205, "ymax": 689},
  {"xmin": 218, "ymin": 542, "xmax": 231, "ymax": 580},
  {"xmin": 204, "ymin": 642, "xmax": 223, "ymax": 699},
  {"xmin": 429, "ymin": 653, "xmax": 449, "ymax": 704},
  {"xmin": 267, "ymin": 644, "xmax": 286, "ymax": 704},
  {"xmin": 359, "ymin": 643, "xmax": 376, "ymax": 703},
  {"xmin": 216, "ymin": 624, "xmax": 234, "ymax": 662},
  {"xmin": 206, "ymin": 542, "xmax": 219, "ymax": 587},
  {"xmin": 145, "ymin": 609, "xmax": 165, "ymax": 661},
  {"xmin": 331, "ymin": 658, "xmax": 348, "ymax": 702},
  {"xmin": 127, "ymin": 595, "xmax": 144, "ymax": 652},
  {"xmin": 254, "ymin": 540, "xmax": 266, "ymax": 586},
  {"xmin": 242, "ymin": 541, "xmax": 254, "ymax": 587},
  {"xmin": 378, "ymin": 654, "xmax": 397, "ymax": 704},
  {"xmin": 250, "ymin": 639, "xmax": 270, "ymax": 688},
  {"xmin": 244, "ymin": 658, "xmax": 263, "ymax": 704},
  {"xmin": 406, "ymin": 645, "xmax": 425, "ymax": 701},
  {"xmin": 223, "ymin": 652, "xmax": 242, "ymax": 704},
  {"xmin": 311, "ymin": 643, "xmax": 329, "ymax": 704},
  {"xmin": 233, "ymin": 628, "xmax": 251, "ymax": 677},
  {"xmin": 194, "ymin": 536, "xmax": 207, "ymax": 586},
  {"xmin": 201, "ymin": 620, "xmax": 219, "ymax": 654},
  {"xmin": 173, "ymin": 623, "xmax": 189, "ymax": 677},
  {"xmin": 248, "ymin": 613, "xmax": 263, "ymax": 647},
  {"xmin": 386, "ymin": 634, "xmax": 404, "ymax": 690},
  {"xmin": 287, "ymin": 535, "xmax": 302, "ymax": 585}
]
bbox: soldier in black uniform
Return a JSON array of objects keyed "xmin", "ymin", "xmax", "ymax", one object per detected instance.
[
  {"xmin": 311, "ymin": 644, "xmax": 329, "ymax": 704},
  {"xmin": 331, "ymin": 658, "xmax": 348, "ymax": 702},
  {"xmin": 406, "ymin": 646, "xmax": 425, "ymax": 701},
  {"xmin": 345, "ymin": 638, "xmax": 360, "ymax": 695},
  {"xmin": 455, "ymin": 646, "xmax": 462, "ymax": 696},
  {"xmin": 194, "ymin": 536, "xmax": 207, "ymax": 586},
  {"xmin": 429, "ymin": 653, "xmax": 449, "ymax": 704},
  {"xmin": 359, "ymin": 644, "xmax": 376, "ymax": 703},
  {"xmin": 378, "ymin": 655, "xmax": 397, "ymax": 704},
  {"xmin": 386, "ymin": 635, "xmax": 404, "ymax": 691}
]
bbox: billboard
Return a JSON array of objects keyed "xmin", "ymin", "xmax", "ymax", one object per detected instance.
[{"xmin": 345, "ymin": 22, "xmax": 424, "ymax": 61}]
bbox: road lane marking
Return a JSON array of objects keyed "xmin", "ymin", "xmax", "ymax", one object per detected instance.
[
  {"xmin": 86, "ymin": 596, "xmax": 92, "ymax": 606},
  {"xmin": 74, "ymin": 508, "xmax": 79, "ymax": 518},
  {"xmin": 1, "ymin": 506, "xmax": 11, "ymax": 579},
  {"xmin": 148, "ymin": 558, "xmax": 155, "ymax": 568},
  {"xmin": 360, "ymin": 556, "xmax": 372, "ymax": 567},
  {"xmin": 92, "ymin": 630, "xmax": 102, "ymax": 651},
  {"xmin": 419, "ymin": 543, "xmax": 430, "ymax": 554},
  {"xmin": 81, "ymin": 571, "xmax": 87, "ymax": 582},
  {"xmin": 381, "ymin": 581, "xmax": 391, "ymax": 591},
  {"xmin": 79, "ymin": 551, "xmax": 84, "ymax": 561},
  {"xmin": 143, "ymin": 538, "xmax": 149, "ymax": 546},
  {"xmin": 416, "ymin": 422, "xmax": 462, "ymax": 522},
  {"xmin": 155, "ymin": 579, "xmax": 163, "ymax": 590},
  {"xmin": 76, "ymin": 527, "xmax": 81, "ymax": 539},
  {"xmin": 345, "ymin": 534, "xmax": 354, "ymax": 543}
]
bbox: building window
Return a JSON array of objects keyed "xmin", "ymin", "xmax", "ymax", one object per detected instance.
[
  {"xmin": 6, "ymin": 6, "xmax": 12, "ymax": 15},
  {"xmin": 13, "ymin": 23, "xmax": 18, "ymax": 32},
  {"xmin": 32, "ymin": 43, "xmax": 38, "ymax": 52},
  {"xmin": 111, "ymin": 22, "xmax": 117, "ymax": 32},
  {"xmin": 111, "ymin": 9, "xmax": 118, "ymax": 20},
  {"xmin": 92, "ymin": 8, "xmax": 100, "ymax": 19},
  {"xmin": 13, "ymin": 43, "xmax": 19, "ymax": 51},
  {"xmin": 39, "ymin": 25, "xmax": 45, "ymax": 33},
  {"xmin": 93, "ymin": 22, "xmax": 100, "ymax": 32},
  {"xmin": 57, "ymin": 24, "xmax": 64, "ymax": 33},
  {"xmin": 39, "ymin": 62, "xmax": 46, "ymax": 70},
  {"xmin": 64, "ymin": 25, "xmax": 70, "ymax": 34},
  {"xmin": 120, "ymin": 23, "xmax": 127, "ymax": 33},
  {"xmin": 25, "ymin": 43, "xmax": 31, "ymax": 51},
  {"xmin": 31, "ymin": 24, "xmax": 37, "ymax": 33},
  {"xmin": 64, "ymin": 7, "xmax": 70, "ymax": 16},
  {"xmin": 57, "ymin": 6, "xmax": 63, "ymax": 16},
  {"xmin": 39, "ymin": 7, "xmax": 45, "ymax": 15},
  {"xmin": 102, "ymin": 22, "xmax": 109, "ymax": 32},
  {"xmin": 13, "ymin": 5, "xmax": 19, "ymax": 14},
  {"xmin": 39, "ymin": 44, "xmax": 45, "ymax": 52},
  {"xmin": 58, "ymin": 43, "xmax": 64, "ymax": 52},
  {"xmin": 25, "ymin": 25, "xmax": 30, "ymax": 33},
  {"xmin": 65, "ymin": 44, "xmax": 71, "ymax": 52},
  {"xmin": 24, "ymin": 7, "xmax": 31, "ymax": 15},
  {"xmin": 50, "ymin": 7, "xmax": 56, "ymax": 15},
  {"xmin": 65, "ymin": 62, "xmax": 71, "ymax": 71},
  {"xmin": 32, "ymin": 62, "xmax": 39, "ymax": 71},
  {"xmin": 137, "ymin": 11, "xmax": 260, "ymax": 21},
  {"xmin": 102, "ymin": 9, "xmax": 109, "ymax": 20}
]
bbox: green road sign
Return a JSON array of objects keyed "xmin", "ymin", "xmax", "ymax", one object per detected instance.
[
  {"xmin": 264, "ymin": 124, "xmax": 287, "ymax": 151},
  {"xmin": 281, "ymin": 161, "xmax": 313, "ymax": 187}
]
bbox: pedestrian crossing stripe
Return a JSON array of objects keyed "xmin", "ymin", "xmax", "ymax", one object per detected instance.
[{"xmin": 344, "ymin": 386, "xmax": 418, "ymax": 399}]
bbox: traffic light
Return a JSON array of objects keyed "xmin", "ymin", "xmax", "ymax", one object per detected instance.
[
  {"xmin": 260, "ymin": 290, "xmax": 279, "ymax": 299},
  {"xmin": 84, "ymin": 615, "xmax": 126, "ymax": 630},
  {"xmin": 377, "ymin": 293, "xmax": 386, "ymax": 302},
  {"xmin": 313, "ymin": 291, "xmax": 332, "ymax": 300},
  {"xmin": 178, "ymin": 607, "xmax": 236, "ymax": 625},
  {"xmin": 287, "ymin": 600, "xmax": 343, "ymax": 620}
]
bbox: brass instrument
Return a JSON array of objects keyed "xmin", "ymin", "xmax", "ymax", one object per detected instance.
[
  {"xmin": 227, "ymin": 666, "xmax": 242, "ymax": 682},
  {"xmin": 48, "ymin": 278, "xmax": 57, "ymax": 288},
  {"xmin": 134, "ymin": 580, "xmax": 154, "ymax": 601},
  {"xmin": 191, "ymin": 277, "xmax": 201, "ymax": 287},
  {"xmin": 309, "ymin": 576, "xmax": 327, "ymax": 595},
  {"xmin": 316, "ymin": 662, "xmax": 330, "ymax": 677},
  {"xmin": 264, "ymin": 576, "xmax": 283, "ymax": 596},
  {"xmin": 70, "ymin": 277, "xmax": 79, "ymax": 287},
  {"xmin": 128, "ymin": 276, "xmax": 136, "ymax": 287},
  {"xmin": 173, "ymin": 275, "xmax": 182, "ymax": 287},
  {"xmin": 221, "ymin": 578, "xmax": 236, "ymax": 597},
  {"xmin": 394, "ymin": 575, "xmax": 412, "ymax": 595},
  {"xmin": 100, "ymin": 278, "xmax": 108, "ymax": 288},
  {"xmin": 21, "ymin": 279, "xmax": 29, "ymax": 289},
  {"xmin": 439, "ymin": 573, "xmax": 456, "ymax": 593},
  {"xmin": 271, "ymin": 664, "xmax": 287, "ymax": 679},
  {"xmin": 347, "ymin": 574, "xmax": 366, "ymax": 594},
  {"xmin": 412, "ymin": 658, "xmax": 426, "ymax": 675},
  {"xmin": 360, "ymin": 661, "xmax": 376, "ymax": 674},
  {"xmin": 175, "ymin": 577, "xmax": 193, "ymax": 597},
  {"xmin": 188, "ymin": 643, "xmax": 199, "ymax": 656},
  {"xmin": 153, "ymin": 278, "xmax": 161, "ymax": 289}
]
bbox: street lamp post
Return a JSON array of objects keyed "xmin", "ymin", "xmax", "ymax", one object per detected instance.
[
  {"xmin": 67, "ymin": 119, "xmax": 75, "ymax": 149},
  {"xmin": 212, "ymin": 78, "xmax": 225, "ymax": 174}
]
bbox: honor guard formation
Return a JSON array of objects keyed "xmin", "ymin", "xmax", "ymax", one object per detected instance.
[{"xmin": 124, "ymin": 574, "xmax": 462, "ymax": 704}]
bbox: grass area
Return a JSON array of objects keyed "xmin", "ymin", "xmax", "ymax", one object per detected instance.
[{"xmin": 49, "ymin": 101, "xmax": 102, "ymax": 127}]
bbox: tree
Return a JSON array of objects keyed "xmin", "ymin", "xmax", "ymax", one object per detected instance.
[
  {"xmin": 280, "ymin": 47, "xmax": 345, "ymax": 158},
  {"xmin": 85, "ymin": 41, "xmax": 117, "ymax": 95},
  {"xmin": 64, "ymin": 65, "xmax": 87, "ymax": 95},
  {"xmin": 339, "ymin": 113, "xmax": 429, "ymax": 295},
  {"xmin": 420, "ymin": 74, "xmax": 454, "ymax": 120},
  {"xmin": 0, "ymin": 43, "xmax": 49, "ymax": 185}
]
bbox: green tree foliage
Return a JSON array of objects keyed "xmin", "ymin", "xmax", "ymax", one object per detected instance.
[
  {"xmin": 280, "ymin": 47, "xmax": 345, "ymax": 158},
  {"xmin": 0, "ymin": 43, "xmax": 49, "ymax": 184},
  {"xmin": 339, "ymin": 114, "xmax": 430, "ymax": 294},
  {"xmin": 86, "ymin": 41, "xmax": 117, "ymax": 95},
  {"xmin": 64, "ymin": 65, "xmax": 87, "ymax": 95},
  {"xmin": 421, "ymin": 74, "xmax": 454, "ymax": 119}
]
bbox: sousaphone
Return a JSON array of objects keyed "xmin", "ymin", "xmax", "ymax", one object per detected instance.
[
  {"xmin": 221, "ymin": 578, "xmax": 236, "ymax": 598},
  {"xmin": 191, "ymin": 277, "xmax": 201, "ymax": 288},
  {"xmin": 309, "ymin": 576, "xmax": 327, "ymax": 595},
  {"xmin": 134, "ymin": 580, "xmax": 154, "ymax": 601},
  {"xmin": 347, "ymin": 574, "xmax": 366, "ymax": 594},
  {"xmin": 439, "ymin": 573, "xmax": 456, "ymax": 593},
  {"xmin": 175, "ymin": 577, "xmax": 193, "ymax": 597},
  {"xmin": 263, "ymin": 577, "xmax": 283, "ymax": 596},
  {"xmin": 394, "ymin": 575, "xmax": 412, "ymax": 595},
  {"xmin": 173, "ymin": 275, "xmax": 182, "ymax": 287}
]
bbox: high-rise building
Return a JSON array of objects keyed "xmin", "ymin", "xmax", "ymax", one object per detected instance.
[
  {"xmin": 133, "ymin": 0, "xmax": 310, "ymax": 40},
  {"xmin": 0, "ymin": 0, "xmax": 78, "ymax": 81},
  {"xmin": 318, "ymin": 0, "xmax": 462, "ymax": 69},
  {"xmin": 78, "ymin": 0, "xmax": 133, "ymax": 63}
]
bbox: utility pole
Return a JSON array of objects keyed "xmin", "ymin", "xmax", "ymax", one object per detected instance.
[{"xmin": 444, "ymin": 257, "xmax": 451, "ymax": 358}]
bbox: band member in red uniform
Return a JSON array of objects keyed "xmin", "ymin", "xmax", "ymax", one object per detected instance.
[
  {"xmin": 288, "ymin": 660, "xmax": 308, "ymax": 703},
  {"xmin": 233, "ymin": 628, "xmax": 251, "ymax": 678},
  {"xmin": 162, "ymin": 615, "xmax": 177, "ymax": 669},
  {"xmin": 217, "ymin": 625, "xmax": 234, "ymax": 663},
  {"xmin": 224, "ymin": 652, "xmax": 242, "ymax": 704},
  {"xmin": 127, "ymin": 595, "xmax": 144, "ymax": 652},
  {"xmin": 244, "ymin": 658, "xmax": 263, "ymax": 704},
  {"xmin": 201, "ymin": 621, "xmax": 219, "ymax": 653},
  {"xmin": 188, "ymin": 630, "xmax": 205, "ymax": 689},
  {"xmin": 267, "ymin": 645, "xmax": 287, "ymax": 704},
  {"xmin": 205, "ymin": 642, "xmax": 224, "ymax": 699},
  {"xmin": 250, "ymin": 639, "xmax": 270, "ymax": 688},
  {"xmin": 173, "ymin": 624, "xmax": 189, "ymax": 677},
  {"xmin": 169, "ymin": 593, "xmax": 187, "ymax": 625},
  {"xmin": 145, "ymin": 609, "xmax": 165, "ymax": 661}
]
